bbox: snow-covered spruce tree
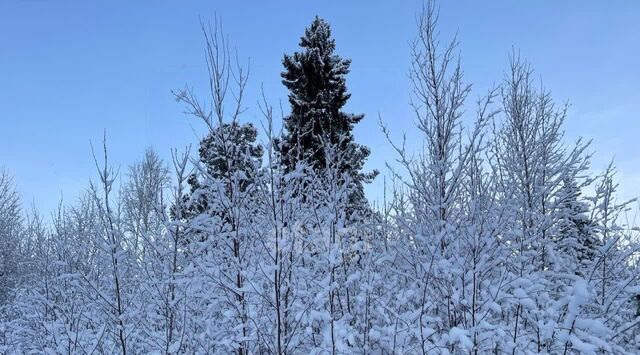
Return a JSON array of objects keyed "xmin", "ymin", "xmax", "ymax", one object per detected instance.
[
  {"xmin": 174, "ymin": 20, "xmax": 262, "ymax": 354},
  {"xmin": 279, "ymin": 16, "xmax": 376, "ymax": 217},
  {"xmin": 183, "ymin": 121, "xmax": 263, "ymax": 226},
  {"xmin": 277, "ymin": 17, "xmax": 383, "ymax": 353}
]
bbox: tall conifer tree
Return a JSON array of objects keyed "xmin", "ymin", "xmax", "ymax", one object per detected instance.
[{"xmin": 279, "ymin": 17, "xmax": 376, "ymax": 212}]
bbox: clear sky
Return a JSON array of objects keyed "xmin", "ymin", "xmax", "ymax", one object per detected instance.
[{"xmin": 1, "ymin": 0, "xmax": 639, "ymax": 216}]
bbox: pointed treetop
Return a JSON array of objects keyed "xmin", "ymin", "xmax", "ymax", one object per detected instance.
[{"xmin": 299, "ymin": 17, "xmax": 335, "ymax": 55}]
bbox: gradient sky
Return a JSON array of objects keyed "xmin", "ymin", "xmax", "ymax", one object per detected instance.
[{"xmin": 1, "ymin": 0, "xmax": 639, "ymax": 216}]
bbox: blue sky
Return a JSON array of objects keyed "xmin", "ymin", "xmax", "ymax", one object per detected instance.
[{"xmin": 1, "ymin": 0, "xmax": 639, "ymax": 216}]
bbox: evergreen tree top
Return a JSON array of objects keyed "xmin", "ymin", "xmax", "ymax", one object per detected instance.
[
  {"xmin": 281, "ymin": 17, "xmax": 352, "ymax": 113},
  {"xmin": 299, "ymin": 17, "xmax": 335, "ymax": 54},
  {"xmin": 278, "ymin": 16, "xmax": 375, "ymax": 215}
]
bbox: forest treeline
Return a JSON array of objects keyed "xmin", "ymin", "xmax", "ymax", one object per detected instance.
[{"xmin": 1, "ymin": 2, "xmax": 639, "ymax": 354}]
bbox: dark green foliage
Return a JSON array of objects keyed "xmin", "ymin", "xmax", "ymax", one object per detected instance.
[
  {"xmin": 279, "ymin": 17, "xmax": 376, "ymax": 213},
  {"xmin": 183, "ymin": 121, "xmax": 263, "ymax": 219}
]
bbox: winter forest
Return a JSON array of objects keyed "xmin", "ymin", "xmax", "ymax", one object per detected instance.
[{"xmin": 1, "ymin": 2, "xmax": 640, "ymax": 354}]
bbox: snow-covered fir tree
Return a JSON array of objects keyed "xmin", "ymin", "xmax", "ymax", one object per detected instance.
[{"xmin": 279, "ymin": 16, "xmax": 376, "ymax": 216}]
